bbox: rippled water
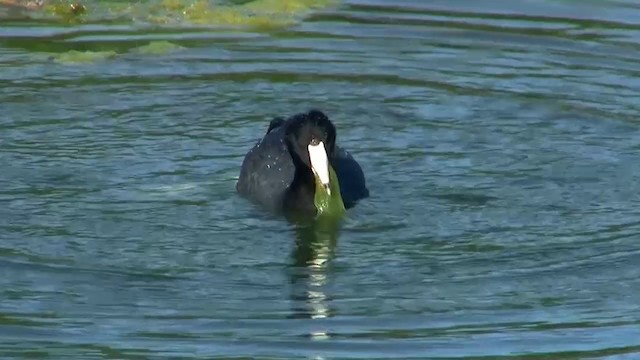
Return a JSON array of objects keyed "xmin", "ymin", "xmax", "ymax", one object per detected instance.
[{"xmin": 2, "ymin": 0, "xmax": 640, "ymax": 358}]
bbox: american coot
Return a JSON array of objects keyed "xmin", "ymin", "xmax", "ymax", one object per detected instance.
[{"xmin": 236, "ymin": 110, "xmax": 369, "ymax": 217}]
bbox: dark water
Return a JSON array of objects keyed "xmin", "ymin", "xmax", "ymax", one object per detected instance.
[{"xmin": 2, "ymin": 0, "xmax": 640, "ymax": 358}]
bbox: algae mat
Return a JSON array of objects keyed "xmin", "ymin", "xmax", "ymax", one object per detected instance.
[
  {"xmin": 46, "ymin": 41, "xmax": 185, "ymax": 64},
  {"xmin": 3, "ymin": 0, "xmax": 337, "ymax": 64},
  {"xmin": 13, "ymin": 0, "xmax": 337, "ymax": 29}
]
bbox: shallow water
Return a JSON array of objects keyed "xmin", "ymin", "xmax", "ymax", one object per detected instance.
[{"xmin": 2, "ymin": 0, "xmax": 640, "ymax": 358}]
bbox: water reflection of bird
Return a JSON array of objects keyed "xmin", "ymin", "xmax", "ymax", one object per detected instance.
[{"xmin": 288, "ymin": 215, "xmax": 342, "ymax": 341}]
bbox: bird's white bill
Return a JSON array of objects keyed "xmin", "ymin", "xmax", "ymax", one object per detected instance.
[{"xmin": 308, "ymin": 141, "xmax": 331, "ymax": 195}]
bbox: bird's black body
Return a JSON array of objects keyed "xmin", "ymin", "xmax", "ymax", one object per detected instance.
[{"xmin": 236, "ymin": 110, "xmax": 369, "ymax": 216}]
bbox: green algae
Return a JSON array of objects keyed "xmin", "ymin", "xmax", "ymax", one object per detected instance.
[
  {"xmin": 49, "ymin": 49, "xmax": 117, "ymax": 64},
  {"xmin": 29, "ymin": 0, "xmax": 338, "ymax": 64},
  {"xmin": 41, "ymin": 0, "xmax": 87, "ymax": 23},
  {"xmin": 132, "ymin": 40, "xmax": 185, "ymax": 55},
  {"xmin": 191, "ymin": 0, "xmax": 335, "ymax": 28},
  {"xmin": 313, "ymin": 165, "xmax": 346, "ymax": 218},
  {"xmin": 25, "ymin": 0, "xmax": 339, "ymax": 29},
  {"xmin": 45, "ymin": 41, "xmax": 183, "ymax": 64}
]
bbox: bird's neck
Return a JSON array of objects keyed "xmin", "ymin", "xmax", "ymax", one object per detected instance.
[{"xmin": 284, "ymin": 166, "xmax": 318, "ymax": 216}]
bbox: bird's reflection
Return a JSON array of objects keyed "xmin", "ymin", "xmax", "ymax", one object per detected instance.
[{"xmin": 287, "ymin": 214, "xmax": 342, "ymax": 341}]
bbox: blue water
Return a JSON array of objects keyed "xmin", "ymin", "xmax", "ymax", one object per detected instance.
[{"xmin": 2, "ymin": 0, "xmax": 640, "ymax": 358}]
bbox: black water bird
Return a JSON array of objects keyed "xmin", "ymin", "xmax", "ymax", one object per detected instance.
[{"xmin": 236, "ymin": 110, "xmax": 369, "ymax": 217}]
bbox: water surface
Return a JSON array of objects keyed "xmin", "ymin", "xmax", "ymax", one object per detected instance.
[{"xmin": 2, "ymin": 0, "xmax": 640, "ymax": 358}]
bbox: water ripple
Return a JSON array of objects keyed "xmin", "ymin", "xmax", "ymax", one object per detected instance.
[{"xmin": 1, "ymin": 0, "xmax": 640, "ymax": 358}]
